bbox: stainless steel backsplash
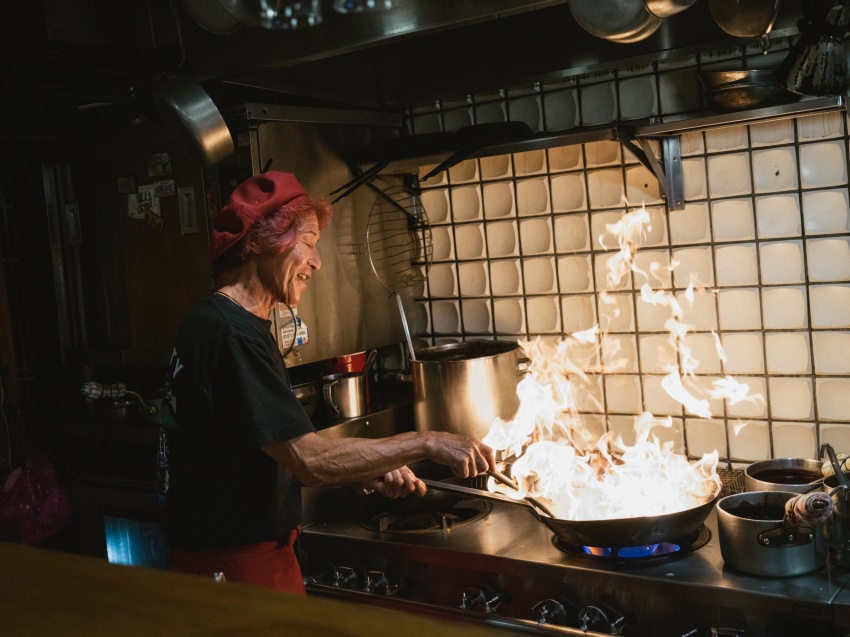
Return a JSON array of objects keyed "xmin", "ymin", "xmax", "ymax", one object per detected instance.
[{"xmin": 245, "ymin": 121, "xmax": 410, "ymax": 366}]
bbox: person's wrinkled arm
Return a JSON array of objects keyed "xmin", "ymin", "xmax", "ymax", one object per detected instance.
[{"xmin": 262, "ymin": 430, "xmax": 494, "ymax": 488}]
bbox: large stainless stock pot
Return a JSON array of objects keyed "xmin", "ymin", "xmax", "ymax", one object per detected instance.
[{"xmin": 410, "ymin": 340, "xmax": 526, "ymax": 441}]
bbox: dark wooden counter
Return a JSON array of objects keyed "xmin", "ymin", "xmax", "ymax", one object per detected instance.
[{"xmin": 0, "ymin": 541, "xmax": 510, "ymax": 636}]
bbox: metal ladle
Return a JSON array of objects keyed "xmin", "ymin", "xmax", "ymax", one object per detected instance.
[{"xmin": 821, "ymin": 442, "xmax": 850, "ymax": 496}]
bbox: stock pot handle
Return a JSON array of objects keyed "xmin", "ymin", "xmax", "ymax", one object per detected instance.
[{"xmin": 517, "ymin": 357, "xmax": 531, "ymax": 374}]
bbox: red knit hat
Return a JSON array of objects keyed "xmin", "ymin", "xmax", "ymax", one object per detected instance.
[{"xmin": 208, "ymin": 171, "xmax": 309, "ymax": 262}]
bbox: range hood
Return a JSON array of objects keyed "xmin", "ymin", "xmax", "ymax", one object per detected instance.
[{"xmin": 0, "ymin": 0, "xmax": 807, "ymax": 139}]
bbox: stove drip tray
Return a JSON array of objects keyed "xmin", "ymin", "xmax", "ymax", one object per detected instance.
[
  {"xmin": 553, "ymin": 524, "xmax": 711, "ymax": 561},
  {"xmin": 360, "ymin": 498, "xmax": 492, "ymax": 534}
]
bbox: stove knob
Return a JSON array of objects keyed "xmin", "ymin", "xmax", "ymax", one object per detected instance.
[
  {"xmin": 362, "ymin": 570, "xmax": 397, "ymax": 596},
  {"xmin": 579, "ymin": 602, "xmax": 630, "ymax": 635},
  {"xmin": 460, "ymin": 588, "xmax": 487, "ymax": 612},
  {"xmin": 532, "ymin": 598, "xmax": 569, "ymax": 626},
  {"xmin": 460, "ymin": 586, "xmax": 507, "ymax": 613},
  {"xmin": 331, "ymin": 566, "xmax": 359, "ymax": 589}
]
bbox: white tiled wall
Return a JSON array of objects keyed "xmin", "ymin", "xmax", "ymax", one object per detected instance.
[{"xmin": 414, "ymin": 111, "xmax": 850, "ymax": 465}]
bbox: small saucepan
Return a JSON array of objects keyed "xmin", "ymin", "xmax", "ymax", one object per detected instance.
[
  {"xmin": 717, "ymin": 491, "xmax": 827, "ymax": 577},
  {"xmin": 744, "ymin": 458, "xmax": 825, "ymax": 494}
]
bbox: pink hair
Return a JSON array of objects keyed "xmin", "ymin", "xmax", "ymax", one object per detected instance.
[
  {"xmin": 213, "ymin": 198, "xmax": 332, "ymax": 274},
  {"xmin": 247, "ymin": 198, "xmax": 333, "ymax": 255}
]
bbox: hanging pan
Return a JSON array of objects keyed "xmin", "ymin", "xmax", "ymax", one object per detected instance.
[
  {"xmin": 152, "ymin": 70, "xmax": 235, "ymax": 167},
  {"xmin": 365, "ymin": 181, "xmax": 432, "ymax": 360},
  {"xmin": 150, "ymin": 3, "xmax": 235, "ymax": 167},
  {"xmin": 567, "ymin": 0, "xmax": 664, "ymax": 44}
]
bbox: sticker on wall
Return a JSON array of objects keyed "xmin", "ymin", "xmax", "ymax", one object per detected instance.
[
  {"xmin": 126, "ymin": 194, "xmax": 144, "ymax": 220},
  {"xmin": 145, "ymin": 211, "xmax": 165, "ymax": 236},
  {"xmin": 178, "ymin": 186, "xmax": 198, "ymax": 235},
  {"xmin": 147, "ymin": 152, "xmax": 171, "ymax": 177},
  {"xmin": 136, "ymin": 184, "xmax": 160, "ymax": 217},
  {"xmin": 154, "ymin": 179, "xmax": 176, "ymax": 197}
]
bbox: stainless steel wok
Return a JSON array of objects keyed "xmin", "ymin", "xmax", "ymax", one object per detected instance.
[{"xmin": 422, "ymin": 478, "xmax": 719, "ymax": 548}]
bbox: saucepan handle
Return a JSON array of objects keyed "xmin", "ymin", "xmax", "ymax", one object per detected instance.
[{"xmin": 322, "ymin": 380, "xmax": 340, "ymax": 415}]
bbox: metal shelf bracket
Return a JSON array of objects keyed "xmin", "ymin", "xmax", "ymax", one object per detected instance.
[{"xmin": 617, "ymin": 128, "xmax": 685, "ymax": 211}]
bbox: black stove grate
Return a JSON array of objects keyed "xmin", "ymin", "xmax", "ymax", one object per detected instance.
[{"xmin": 359, "ymin": 497, "xmax": 492, "ymax": 534}]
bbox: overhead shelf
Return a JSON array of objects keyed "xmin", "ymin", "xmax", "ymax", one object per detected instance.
[
  {"xmin": 238, "ymin": 96, "xmax": 847, "ymax": 211},
  {"xmin": 447, "ymin": 96, "xmax": 847, "ymax": 212},
  {"xmin": 632, "ymin": 95, "xmax": 846, "ymax": 137},
  {"xmin": 433, "ymin": 96, "xmax": 846, "ymax": 164}
]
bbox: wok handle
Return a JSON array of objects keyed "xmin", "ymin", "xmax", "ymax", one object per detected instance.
[
  {"xmin": 487, "ymin": 469, "xmax": 559, "ymax": 518},
  {"xmin": 419, "ymin": 479, "xmax": 535, "ymax": 514},
  {"xmin": 419, "ymin": 478, "xmax": 552, "ymax": 521},
  {"xmin": 488, "ymin": 468, "xmax": 519, "ymax": 489}
]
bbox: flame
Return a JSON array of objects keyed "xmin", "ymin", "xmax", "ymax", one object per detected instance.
[
  {"xmin": 482, "ymin": 203, "xmax": 763, "ymax": 522},
  {"xmin": 484, "ymin": 342, "xmax": 721, "ymax": 520},
  {"xmin": 710, "ymin": 377, "xmax": 764, "ymax": 407}
]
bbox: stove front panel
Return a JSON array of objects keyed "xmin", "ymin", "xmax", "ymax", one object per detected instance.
[{"xmin": 299, "ymin": 491, "xmax": 850, "ymax": 636}]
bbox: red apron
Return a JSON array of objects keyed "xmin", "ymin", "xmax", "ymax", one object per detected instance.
[{"xmin": 169, "ymin": 527, "xmax": 305, "ymax": 594}]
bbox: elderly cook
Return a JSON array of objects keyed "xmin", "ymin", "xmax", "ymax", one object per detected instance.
[{"xmin": 157, "ymin": 171, "xmax": 494, "ymax": 593}]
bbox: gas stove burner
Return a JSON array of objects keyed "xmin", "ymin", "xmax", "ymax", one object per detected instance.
[
  {"xmin": 584, "ymin": 542, "xmax": 681, "ymax": 558},
  {"xmin": 553, "ymin": 525, "xmax": 711, "ymax": 561},
  {"xmin": 359, "ymin": 498, "xmax": 491, "ymax": 534}
]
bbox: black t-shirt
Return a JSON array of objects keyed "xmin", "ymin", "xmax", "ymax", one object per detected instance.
[{"xmin": 160, "ymin": 293, "xmax": 315, "ymax": 550}]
